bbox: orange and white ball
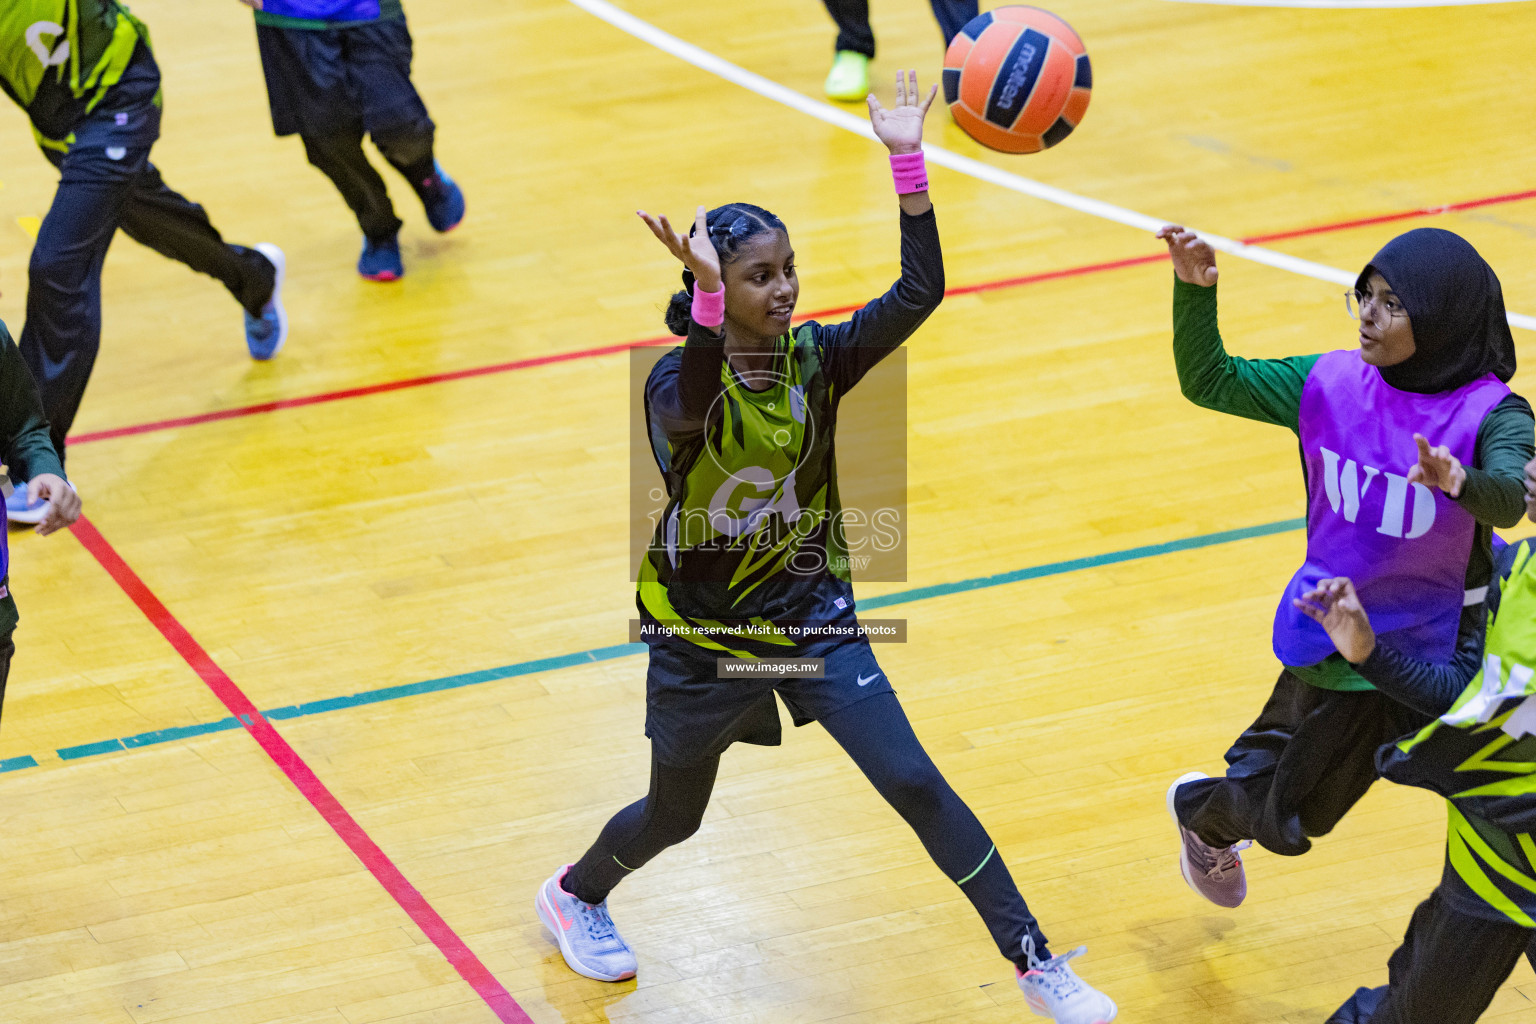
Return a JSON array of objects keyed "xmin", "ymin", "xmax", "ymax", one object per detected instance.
[{"xmin": 942, "ymin": 6, "xmax": 1091, "ymax": 154}]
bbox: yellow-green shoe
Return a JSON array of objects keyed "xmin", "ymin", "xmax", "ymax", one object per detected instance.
[{"xmin": 823, "ymin": 50, "xmax": 870, "ymax": 102}]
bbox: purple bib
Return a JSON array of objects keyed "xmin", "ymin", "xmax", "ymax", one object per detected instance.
[
  {"xmin": 258, "ymin": 0, "xmax": 381, "ymax": 20},
  {"xmin": 1274, "ymin": 350, "xmax": 1508, "ymax": 666}
]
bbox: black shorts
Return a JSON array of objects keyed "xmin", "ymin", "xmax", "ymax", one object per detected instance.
[
  {"xmin": 255, "ymin": 17, "xmax": 432, "ymax": 138},
  {"xmin": 643, "ymin": 630, "xmax": 896, "ymax": 767}
]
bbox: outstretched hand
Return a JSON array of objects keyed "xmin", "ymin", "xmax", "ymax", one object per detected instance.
[
  {"xmin": 867, "ymin": 69, "xmax": 936, "ymax": 155},
  {"xmin": 27, "ymin": 474, "xmax": 80, "ymax": 536},
  {"xmin": 1407, "ymin": 433, "xmax": 1466, "ymax": 498},
  {"xmin": 1293, "ymin": 577, "xmax": 1376, "ymax": 664},
  {"xmin": 1525, "ymin": 455, "xmax": 1536, "ymax": 523},
  {"xmin": 1156, "ymin": 225, "xmax": 1218, "ymax": 287},
  {"xmin": 637, "ymin": 205, "xmax": 722, "ymax": 293}
]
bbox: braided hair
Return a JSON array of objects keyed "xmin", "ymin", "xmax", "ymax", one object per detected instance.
[{"xmin": 663, "ymin": 203, "xmax": 787, "ymax": 336}]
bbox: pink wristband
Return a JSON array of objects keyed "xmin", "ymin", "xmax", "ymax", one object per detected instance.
[
  {"xmin": 890, "ymin": 152, "xmax": 928, "ymax": 195},
  {"xmin": 691, "ymin": 283, "xmax": 725, "ymax": 327}
]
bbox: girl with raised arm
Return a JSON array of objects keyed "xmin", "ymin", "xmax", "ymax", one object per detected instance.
[
  {"xmin": 1157, "ymin": 224, "xmax": 1533, "ymax": 911},
  {"xmin": 534, "ymin": 73, "xmax": 1115, "ymax": 1024}
]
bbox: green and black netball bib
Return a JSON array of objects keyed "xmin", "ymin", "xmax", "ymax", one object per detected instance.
[
  {"xmin": 639, "ymin": 326, "xmax": 853, "ymax": 651},
  {"xmin": 0, "ymin": 0, "xmax": 145, "ymax": 139}
]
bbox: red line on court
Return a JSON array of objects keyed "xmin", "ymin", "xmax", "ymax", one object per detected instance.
[
  {"xmin": 1239, "ymin": 188, "xmax": 1536, "ymax": 245},
  {"xmin": 66, "ymin": 187, "xmax": 1536, "ymax": 448},
  {"xmin": 69, "ymin": 515, "xmax": 535, "ymax": 1024}
]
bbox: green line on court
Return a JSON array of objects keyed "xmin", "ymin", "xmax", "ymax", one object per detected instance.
[{"xmin": 39, "ymin": 516, "xmax": 1307, "ymax": 770}]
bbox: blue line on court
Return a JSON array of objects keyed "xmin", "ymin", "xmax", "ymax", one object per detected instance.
[
  {"xmin": 32, "ymin": 517, "xmax": 1305, "ymax": 772},
  {"xmin": 859, "ymin": 518, "xmax": 1305, "ymax": 609}
]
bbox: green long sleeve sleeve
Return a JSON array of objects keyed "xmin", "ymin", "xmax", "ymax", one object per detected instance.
[
  {"xmin": 0, "ymin": 321, "xmax": 63, "ymax": 486},
  {"xmin": 0, "ymin": 318, "xmax": 66, "ymax": 636},
  {"xmin": 1171, "ymin": 277, "xmax": 1319, "ymax": 433},
  {"xmin": 1454, "ymin": 395, "xmax": 1534, "ymax": 529}
]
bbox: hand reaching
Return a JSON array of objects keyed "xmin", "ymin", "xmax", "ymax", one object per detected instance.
[
  {"xmin": 1156, "ymin": 225, "xmax": 1218, "ymax": 287},
  {"xmin": 1525, "ymin": 455, "xmax": 1536, "ymax": 523},
  {"xmin": 28, "ymin": 474, "xmax": 80, "ymax": 536},
  {"xmin": 1407, "ymin": 433, "xmax": 1465, "ymax": 498},
  {"xmin": 868, "ymin": 69, "xmax": 936, "ymax": 155},
  {"xmin": 1293, "ymin": 577, "xmax": 1376, "ymax": 664},
  {"xmin": 638, "ymin": 205, "xmax": 722, "ymax": 293}
]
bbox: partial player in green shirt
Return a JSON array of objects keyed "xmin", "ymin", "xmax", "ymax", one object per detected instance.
[
  {"xmin": 0, "ymin": 297, "xmax": 82, "ymax": 730},
  {"xmin": 1157, "ymin": 223, "xmax": 1534, "ymax": 916},
  {"xmin": 0, "ymin": 0, "xmax": 288, "ymax": 519},
  {"xmin": 237, "ymin": 0, "xmax": 464, "ymax": 281}
]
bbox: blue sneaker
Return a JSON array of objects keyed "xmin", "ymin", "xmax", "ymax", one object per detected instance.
[
  {"xmin": 4, "ymin": 483, "xmax": 46, "ymax": 526},
  {"xmin": 244, "ymin": 243, "xmax": 288, "ymax": 360},
  {"xmin": 358, "ymin": 235, "xmax": 404, "ymax": 282},
  {"xmin": 535, "ymin": 865, "xmax": 637, "ymax": 982},
  {"xmin": 420, "ymin": 161, "xmax": 465, "ymax": 233}
]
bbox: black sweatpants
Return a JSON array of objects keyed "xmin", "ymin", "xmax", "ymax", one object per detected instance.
[
  {"xmin": 256, "ymin": 19, "xmax": 437, "ymax": 243},
  {"xmin": 1329, "ymin": 884, "xmax": 1535, "ymax": 1024},
  {"xmin": 563, "ymin": 691, "xmax": 1050, "ymax": 970},
  {"xmin": 1173, "ymin": 671, "xmax": 1431, "ymax": 855},
  {"xmin": 822, "ymin": 0, "xmax": 980, "ymax": 57},
  {"xmin": 21, "ymin": 46, "xmax": 275, "ymax": 456}
]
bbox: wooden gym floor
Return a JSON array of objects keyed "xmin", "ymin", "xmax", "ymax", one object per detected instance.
[{"xmin": 1, "ymin": 0, "xmax": 1535, "ymax": 1021}]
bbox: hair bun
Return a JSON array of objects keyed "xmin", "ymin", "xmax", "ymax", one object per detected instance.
[{"xmin": 664, "ymin": 289, "xmax": 692, "ymax": 337}]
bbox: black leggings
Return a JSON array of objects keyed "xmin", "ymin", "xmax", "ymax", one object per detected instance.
[
  {"xmin": 564, "ymin": 692, "xmax": 1048, "ymax": 968},
  {"xmin": 257, "ymin": 20, "xmax": 438, "ymax": 243},
  {"xmin": 301, "ymin": 125, "xmax": 435, "ymax": 243}
]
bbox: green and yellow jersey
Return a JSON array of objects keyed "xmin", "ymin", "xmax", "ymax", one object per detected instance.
[
  {"xmin": 639, "ymin": 209, "xmax": 944, "ymax": 656},
  {"xmin": 0, "ymin": 0, "xmax": 147, "ymax": 142},
  {"xmin": 1379, "ymin": 539, "xmax": 1536, "ymax": 926}
]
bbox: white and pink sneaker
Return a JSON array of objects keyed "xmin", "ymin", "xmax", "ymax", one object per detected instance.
[
  {"xmin": 535, "ymin": 864, "xmax": 637, "ymax": 982},
  {"xmin": 1017, "ymin": 935, "xmax": 1117, "ymax": 1023}
]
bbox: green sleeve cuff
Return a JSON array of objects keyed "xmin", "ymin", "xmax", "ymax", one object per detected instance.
[{"xmin": 1288, "ymin": 655, "xmax": 1377, "ymax": 692}]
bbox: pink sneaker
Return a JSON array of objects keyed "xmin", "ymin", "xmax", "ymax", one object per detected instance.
[{"xmin": 1167, "ymin": 771, "xmax": 1250, "ymax": 908}]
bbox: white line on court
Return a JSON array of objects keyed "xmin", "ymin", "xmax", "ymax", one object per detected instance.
[{"xmin": 565, "ymin": 0, "xmax": 1536, "ymax": 332}]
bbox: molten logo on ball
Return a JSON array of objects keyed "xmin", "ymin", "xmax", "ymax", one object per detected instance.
[{"xmin": 995, "ymin": 41, "xmax": 1038, "ymax": 110}]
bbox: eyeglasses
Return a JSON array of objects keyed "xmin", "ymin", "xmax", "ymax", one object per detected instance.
[{"xmin": 1345, "ymin": 289, "xmax": 1407, "ymax": 325}]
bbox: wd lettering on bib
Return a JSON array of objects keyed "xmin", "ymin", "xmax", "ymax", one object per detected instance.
[
  {"xmin": 1273, "ymin": 350, "xmax": 1508, "ymax": 667},
  {"xmin": 1317, "ymin": 446, "xmax": 1437, "ymax": 539}
]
